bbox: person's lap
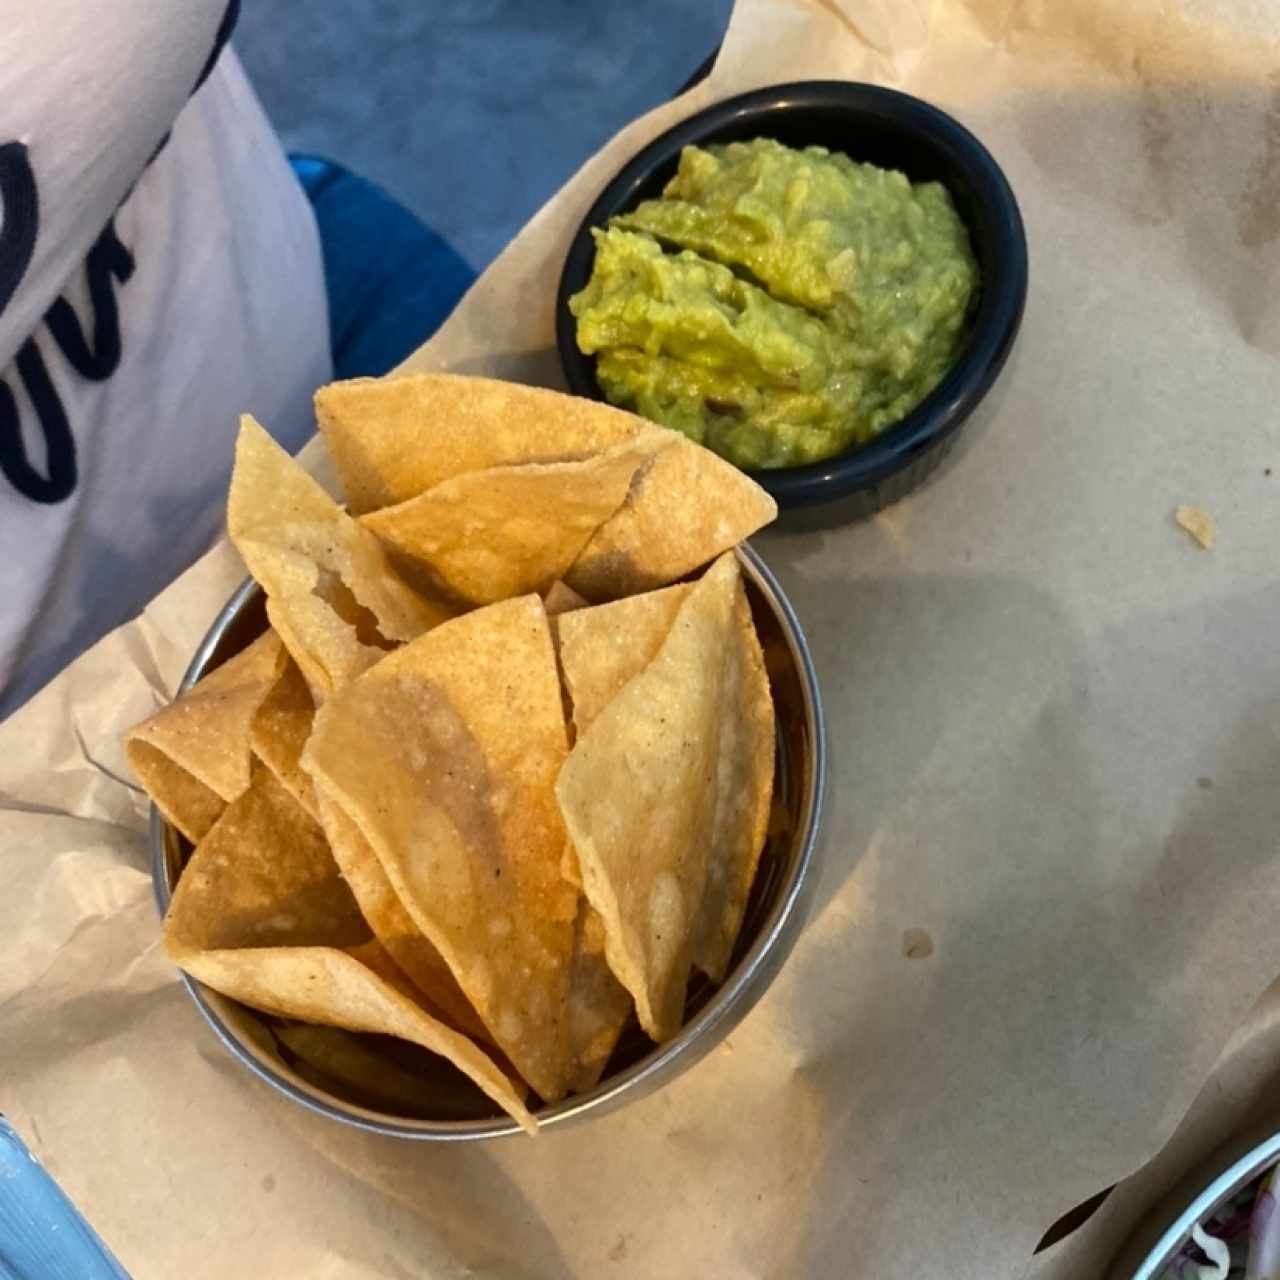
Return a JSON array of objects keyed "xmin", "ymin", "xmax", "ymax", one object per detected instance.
[{"xmin": 291, "ymin": 154, "xmax": 476, "ymax": 379}]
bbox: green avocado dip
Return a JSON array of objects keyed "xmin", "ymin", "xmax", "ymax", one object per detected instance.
[{"xmin": 568, "ymin": 137, "xmax": 978, "ymax": 469}]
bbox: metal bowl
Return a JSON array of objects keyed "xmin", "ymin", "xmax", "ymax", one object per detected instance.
[
  {"xmin": 150, "ymin": 542, "xmax": 827, "ymax": 1140},
  {"xmin": 1125, "ymin": 1131, "xmax": 1280, "ymax": 1278}
]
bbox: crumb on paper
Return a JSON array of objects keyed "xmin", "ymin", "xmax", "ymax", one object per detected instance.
[
  {"xmin": 1175, "ymin": 505, "xmax": 1215, "ymax": 549},
  {"xmin": 903, "ymin": 928, "xmax": 934, "ymax": 960}
]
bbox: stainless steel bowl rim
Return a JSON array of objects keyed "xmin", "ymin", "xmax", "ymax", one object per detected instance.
[{"xmin": 150, "ymin": 541, "xmax": 827, "ymax": 1140}]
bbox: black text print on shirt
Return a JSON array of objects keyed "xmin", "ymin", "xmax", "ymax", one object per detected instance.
[
  {"xmin": 0, "ymin": 0, "xmax": 237, "ymax": 505},
  {"xmin": 0, "ymin": 144, "xmax": 134, "ymax": 505}
]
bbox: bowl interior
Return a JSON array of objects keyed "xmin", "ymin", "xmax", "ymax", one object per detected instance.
[
  {"xmin": 556, "ymin": 82, "xmax": 1027, "ymax": 504},
  {"xmin": 154, "ymin": 548, "xmax": 823, "ymax": 1137}
]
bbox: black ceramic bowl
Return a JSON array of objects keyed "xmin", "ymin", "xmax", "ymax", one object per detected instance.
[{"xmin": 556, "ymin": 81, "xmax": 1028, "ymax": 516}]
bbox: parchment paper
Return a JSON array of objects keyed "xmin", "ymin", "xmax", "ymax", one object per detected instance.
[{"xmin": 3, "ymin": 1, "xmax": 1280, "ymax": 1276}]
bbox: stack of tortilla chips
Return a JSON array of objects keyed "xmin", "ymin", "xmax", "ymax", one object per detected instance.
[{"xmin": 125, "ymin": 375, "xmax": 778, "ymax": 1132}]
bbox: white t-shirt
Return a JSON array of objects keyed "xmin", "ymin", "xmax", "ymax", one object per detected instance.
[{"xmin": 0, "ymin": 1, "xmax": 331, "ymax": 714}]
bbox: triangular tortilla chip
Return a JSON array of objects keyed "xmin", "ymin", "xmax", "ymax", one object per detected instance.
[
  {"xmin": 249, "ymin": 657, "xmax": 319, "ymax": 819},
  {"xmin": 275, "ymin": 1021, "xmax": 524, "ymax": 1121},
  {"xmin": 227, "ymin": 415, "xmax": 451, "ymax": 700},
  {"xmin": 564, "ymin": 439, "xmax": 777, "ymax": 601},
  {"xmin": 172, "ymin": 943, "xmax": 535, "ymax": 1133},
  {"xmin": 126, "ymin": 631, "xmax": 286, "ymax": 843},
  {"xmin": 566, "ymin": 899, "xmax": 634, "ymax": 1092},
  {"xmin": 302, "ymin": 595, "xmax": 582, "ymax": 1101},
  {"xmin": 555, "ymin": 555, "xmax": 740, "ymax": 1041},
  {"xmin": 359, "ymin": 443, "xmax": 651, "ymax": 606},
  {"xmin": 164, "ymin": 767, "xmax": 370, "ymax": 953},
  {"xmin": 557, "ymin": 574, "xmax": 774, "ymax": 981},
  {"xmin": 315, "ymin": 374, "xmax": 775, "ymax": 602},
  {"xmin": 311, "ymin": 780, "xmax": 492, "ymax": 1044},
  {"xmin": 314, "ymin": 373, "xmax": 657, "ymax": 514},
  {"xmin": 552, "ymin": 584, "xmax": 690, "ymax": 895},
  {"xmin": 553, "ymin": 584, "xmax": 691, "ymax": 738},
  {"xmin": 164, "ymin": 769, "xmax": 532, "ymax": 1130},
  {"xmin": 690, "ymin": 576, "xmax": 775, "ymax": 981},
  {"xmin": 543, "ymin": 580, "xmax": 588, "ymax": 616}
]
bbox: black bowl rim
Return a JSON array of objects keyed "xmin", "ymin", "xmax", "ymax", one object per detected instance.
[{"xmin": 555, "ymin": 79, "xmax": 1029, "ymax": 507}]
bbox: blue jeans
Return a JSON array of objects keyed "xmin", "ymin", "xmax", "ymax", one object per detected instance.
[{"xmin": 290, "ymin": 154, "xmax": 476, "ymax": 379}]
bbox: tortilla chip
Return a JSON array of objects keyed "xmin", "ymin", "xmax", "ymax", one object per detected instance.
[
  {"xmin": 555, "ymin": 554, "xmax": 741, "ymax": 1041},
  {"xmin": 552, "ymin": 583, "xmax": 689, "ymax": 899},
  {"xmin": 275, "ymin": 1023, "xmax": 434, "ymax": 1106},
  {"xmin": 557, "ymin": 564, "xmax": 775, "ymax": 988},
  {"xmin": 559, "ymin": 844, "xmax": 584, "ymax": 891},
  {"xmin": 564, "ymin": 439, "xmax": 777, "ymax": 601},
  {"xmin": 314, "ymin": 373, "xmax": 657, "ymax": 514},
  {"xmin": 164, "ymin": 769, "xmax": 533, "ymax": 1130},
  {"xmin": 227, "ymin": 416, "xmax": 451, "ymax": 700},
  {"xmin": 359, "ymin": 444, "xmax": 650, "ymax": 606},
  {"xmin": 566, "ymin": 899, "xmax": 634, "ymax": 1091},
  {"xmin": 128, "ymin": 743, "xmax": 227, "ymax": 846},
  {"xmin": 274, "ymin": 1022, "xmax": 521, "ymax": 1121},
  {"xmin": 164, "ymin": 767, "xmax": 370, "ymax": 953},
  {"xmin": 250, "ymin": 657, "xmax": 319, "ymax": 819},
  {"xmin": 543, "ymin": 580, "xmax": 588, "ymax": 616},
  {"xmin": 302, "ymin": 595, "xmax": 582, "ymax": 1101},
  {"xmin": 690, "ymin": 578, "xmax": 776, "ymax": 981},
  {"xmin": 126, "ymin": 631, "xmax": 287, "ymax": 843},
  {"xmin": 311, "ymin": 780, "xmax": 492, "ymax": 1043},
  {"xmin": 274, "ymin": 1023, "xmax": 453, "ymax": 1113},
  {"xmin": 171, "ymin": 942, "xmax": 535, "ymax": 1132},
  {"xmin": 553, "ymin": 584, "xmax": 691, "ymax": 738}
]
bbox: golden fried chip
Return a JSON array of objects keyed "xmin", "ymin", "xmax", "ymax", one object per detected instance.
[
  {"xmin": 1175, "ymin": 504, "xmax": 1216, "ymax": 549},
  {"xmin": 565, "ymin": 440, "xmax": 777, "ymax": 601},
  {"xmin": 555, "ymin": 554, "xmax": 740, "ymax": 1041},
  {"xmin": 554, "ymin": 584, "xmax": 690, "ymax": 737},
  {"xmin": 126, "ymin": 631, "xmax": 286, "ymax": 843},
  {"xmin": 171, "ymin": 942, "xmax": 535, "ymax": 1132},
  {"xmin": 566, "ymin": 899, "xmax": 634, "ymax": 1091},
  {"xmin": 314, "ymin": 373, "xmax": 656, "ymax": 513},
  {"xmin": 311, "ymin": 780, "xmax": 491, "ymax": 1043},
  {"xmin": 275, "ymin": 1023, "xmax": 523, "ymax": 1121},
  {"xmin": 275, "ymin": 1024, "xmax": 450, "ymax": 1113},
  {"xmin": 302, "ymin": 595, "xmax": 583, "ymax": 1101},
  {"xmin": 314, "ymin": 374, "xmax": 775, "ymax": 601},
  {"xmin": 560, "ymin": 844, "xmax": 584, "ymax": 891},
  {"xmin": 359, "ymin": 443, "xmax": 649, "ymax": 606},
  {"xmin": 164, "ymin": 769, "xmax": 533, "ymax": 1129},
  {"xmin": 249, "ymin": 657, "xmax": 318, "ymax": 819},
  {"xmin": 228, "ymin": 416, "xmax": 451, "ymax": 700},
  {"xmin": 691, "ymin": 578, "xmax": 775, "ymax": 981},
  {"xmin": 164, "ymin": 767, "xmax": 369, "ymax": 953},
  {"xmin": 557, "ymin": 563, "xmax": 775, "ymax": 990},
  {"xmin": 543, "ymin": 580, "xmax": 588, "ymax": 616},
  {"xmin": 552, "ymin": 583, "xmax": 689, "ymax": 927}
]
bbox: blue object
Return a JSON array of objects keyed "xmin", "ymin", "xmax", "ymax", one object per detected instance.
[
  {"xmin": 291, "ymin": 154, "xmax": 476, "ymax": 379},
  {"xmin": 0, "ymin": 1119, "xmax": 127, "ymax": 1279},
  {"xmin": 555, "ymin": 81, "xmax": 1029, "ymax": 520}
]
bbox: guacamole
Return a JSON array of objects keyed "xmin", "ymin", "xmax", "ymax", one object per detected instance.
[{"xmin": 569, "ymin": 138, "xmax": 978, "ymax": 469}]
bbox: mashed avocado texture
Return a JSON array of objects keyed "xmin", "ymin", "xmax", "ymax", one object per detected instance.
[{"xmin": 569, "ymin": 138, "xmax": 978, "ymax": 469}]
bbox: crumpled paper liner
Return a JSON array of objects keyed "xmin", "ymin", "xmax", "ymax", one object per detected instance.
[{"xmin": 3, "ymin": 0, "xmax": 1280, "ymax": 1275}]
